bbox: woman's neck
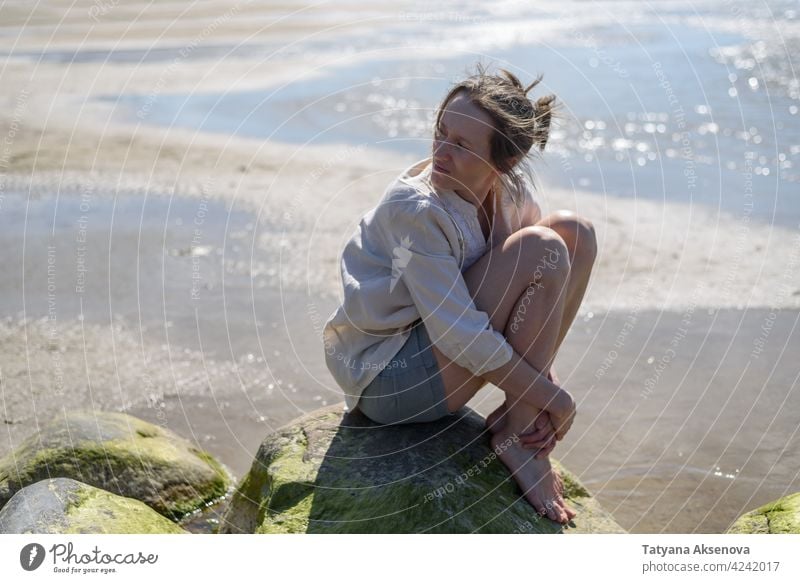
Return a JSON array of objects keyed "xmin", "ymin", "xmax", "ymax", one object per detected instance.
[
  {"xmin": 478, "ymin": 183, "xmax": 496, "ymax": 241},
  {"xmin": 453, "ymin": 175, "xmax": 498, "ymax": 210}
]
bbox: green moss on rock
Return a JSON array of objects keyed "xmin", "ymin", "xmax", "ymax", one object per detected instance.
[
  {"xmin": 0, "ymin": 411, "xmax": 232, "ymax": 520},
  {"xmin": 726, "ymin": 492, "xmax": 800, "ymax": 534},
  {"xmin": 220, "ymin": 404, "xmax": 625, "ymax": 534},
  {"xmin": 0, "ymin": 478, "xmax": 187, "ymax": 534}
]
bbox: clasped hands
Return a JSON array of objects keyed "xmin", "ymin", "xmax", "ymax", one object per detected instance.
[{"xmin": 518, "ymin": 371, "xmax": 576, "ymax": 459}]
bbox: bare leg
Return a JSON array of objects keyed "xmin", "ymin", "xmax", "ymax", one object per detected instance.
[
  {"xmin": 431, "ymin": 225, "xmax": 582, "ymax": 522},
  {"xmin": 543, "ymin": 211, "xmax": 598, "ymax": 354},
  {"xmin": 488, "ymin": 243, "xmax": 576, "ymax": 523},
  {"xmin": 486, "ymin": 212, "xmax": 597, "ymax": 435}
]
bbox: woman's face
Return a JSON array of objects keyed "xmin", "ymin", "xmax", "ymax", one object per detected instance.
[{"xmin": 430, "ymin": 92, "xmax": 499, "ymax": 204}]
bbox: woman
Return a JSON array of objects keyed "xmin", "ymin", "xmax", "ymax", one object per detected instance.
[{"xmin": 323, "ymin": 63, "xmax": 597, "ymax": 524}]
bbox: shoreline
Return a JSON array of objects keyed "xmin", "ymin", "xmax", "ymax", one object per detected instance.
[
  {"xmin": 3, "ymin": 1, "xmax": 799, "ymax": 314},
  {"xmin": 2, "ymin": 3, "xmax": 799, "ymax": 314},
  {"xmin": 3, "ymin": 106, "xmax": 799, "ymax": 313}
]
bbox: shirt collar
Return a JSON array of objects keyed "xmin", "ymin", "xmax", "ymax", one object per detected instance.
[{"xmin": 405, "ymin": 157, "xmax": 500, "ymax": 220}]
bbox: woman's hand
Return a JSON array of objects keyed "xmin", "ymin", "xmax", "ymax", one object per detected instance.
[
  {"xmin": 519, "ymin": 371, "xmax": 570, "ymax": 457},
  {"xmin": 519, "ymin": 410, "xmax": 558, "ymax": 459}
]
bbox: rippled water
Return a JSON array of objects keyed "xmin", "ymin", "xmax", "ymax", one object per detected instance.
[{"xmin": 102, "ymin": 0, "xmax": 800, "ymax": 227}]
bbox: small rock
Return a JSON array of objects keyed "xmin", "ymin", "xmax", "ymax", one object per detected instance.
[
  {"xmin": 0, "ymin": 411, "xmax": 232, "ymax": 520},
  {"xmin": 726, "ymin": 492, "xmax": 800, "ymax": 534},
  {"xmin": 0, "ymin": 478, "xmax": 187, "ymax": 534}
]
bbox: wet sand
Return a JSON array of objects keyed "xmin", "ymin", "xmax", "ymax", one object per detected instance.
[{"xmin": 2, "ymin": 0, "xmax": 799, "ymax": 533}]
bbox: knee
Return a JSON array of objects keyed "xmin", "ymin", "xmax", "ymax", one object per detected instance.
[
  {"xmin": 546, "ymin": 211, "xmax": 597, "ymax": 267},
  {"xmin": 515, "ymin": 226, "xmax": 571, "ymax": 283}
]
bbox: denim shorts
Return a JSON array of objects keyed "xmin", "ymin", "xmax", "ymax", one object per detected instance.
[{"xmin": 358, "ymin": 319, "xmax": 452, "ymax": 425}]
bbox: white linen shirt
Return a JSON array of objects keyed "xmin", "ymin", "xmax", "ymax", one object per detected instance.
[
  {"xmin": 323, "ymin": 156, "xmax": 543, "ymax": 412},
  {"xmin": 437, "ymin": 180, "xmax": 493, "ymax": 274}
]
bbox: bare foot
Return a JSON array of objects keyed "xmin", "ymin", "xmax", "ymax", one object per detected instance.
[{"xmin": 491, "ymin": 429, "xmax": 577, "ymax": 524}]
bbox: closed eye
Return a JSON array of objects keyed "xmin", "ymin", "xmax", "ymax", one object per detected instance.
[{"xmin": 435, "ymin": 124, "xmax": 470, "ymax": 151}]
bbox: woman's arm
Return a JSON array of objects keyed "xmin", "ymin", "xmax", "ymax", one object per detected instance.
[
  {"xmin": 378, "ymin": 200, "xmax": 514, "ymax": 376},
  {"xmin": 481, "ymin": 349, "xmax": 575, "ymax": 440},
  {"xmin": 376, "ymin": 199, "xmax": 576, "ymax": 438}
]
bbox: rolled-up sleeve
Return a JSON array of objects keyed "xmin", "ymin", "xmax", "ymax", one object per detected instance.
[{"xmin": 378, "ymin": 199, "xmax": 513, "ymax": 376}]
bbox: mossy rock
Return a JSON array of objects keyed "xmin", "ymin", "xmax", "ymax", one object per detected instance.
[
  {"xmin": 726, "ymin": 492, "xmax": 800, "ymax": 534},
  {"xmin": 220, "ymin": 404, "xmax": 625, "ymax": 533},
  {"xmin": 0, "ymin": 478, "xmax": 188, "ymax": 534},
  {"xmin": 0, "ymin": 411, "xmax": 232, "ymax": 520}
]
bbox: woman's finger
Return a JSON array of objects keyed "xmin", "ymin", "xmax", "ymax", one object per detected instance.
[
  {"xmin": 534, "ymin": 412, "xmax": 550, "ymax": 430},
  {"xmin": 521, "ymin": 438, "xmax": 550, "ymax": 449},
  {"xmin": 521, "ymin": 428, "xmax": 555, "ymax": 445},
  {"xmin": 520, "ymin": 427, "xmax": 550, "ymax": 442}
]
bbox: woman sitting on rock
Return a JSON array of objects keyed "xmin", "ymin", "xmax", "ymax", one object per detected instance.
[{"xmin": 323, "ymin": 62, "xmax": 597, "ymax": 524}]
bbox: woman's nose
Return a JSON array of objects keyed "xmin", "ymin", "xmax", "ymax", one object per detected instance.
[{"xmin": 433, "ymin": 138, "xmax": 453, "ymax": 158}]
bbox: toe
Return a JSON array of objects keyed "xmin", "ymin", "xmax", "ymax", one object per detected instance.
[
  {"xmin": 558, "ymin": 498, "xmax": 576, "ymax": 521},
  {"xmin": 543, "ymin": 500, "xmax": 561, "ymax": 523},
  {"xmin": 559, "ymin": 504, "xmax": 571, "ymax": 523},
  {"xmin": 556, "ymin": 492, "xmax": 575, "ymax": 519},
  {"xmin": 551, "ymin": 500, "xmax": 567, "ymax": 523},
  {"xmin": 565, "ymin": 503, "xmax": 578, "ymax": 520},
  {"xmin": 530, "ymin": 497, "xmax": 548, "ymax": 519},
  {"xmin": 529, "ymin": 494, "xmax": 557, "ymax": 523}
]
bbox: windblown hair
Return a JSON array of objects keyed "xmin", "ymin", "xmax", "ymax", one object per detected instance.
[{"xmin": 434, "ymin": 61, "xmax": 560, "ymax": 205}]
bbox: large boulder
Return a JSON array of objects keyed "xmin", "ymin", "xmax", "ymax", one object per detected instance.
[
  {"xmin": 220, "ymin": 404, "xmax": 625, "ymax": 533},
  {"xmin": 0, "ymin": 411, "xmax": 232, "ymax": 520},
  {"xmin": 726, "ymin": 492, "xmax": 800, "ymax": 534},
  {"xmin": 0, "ymin": 478, "xmax": 187, "ymax": 534}
]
